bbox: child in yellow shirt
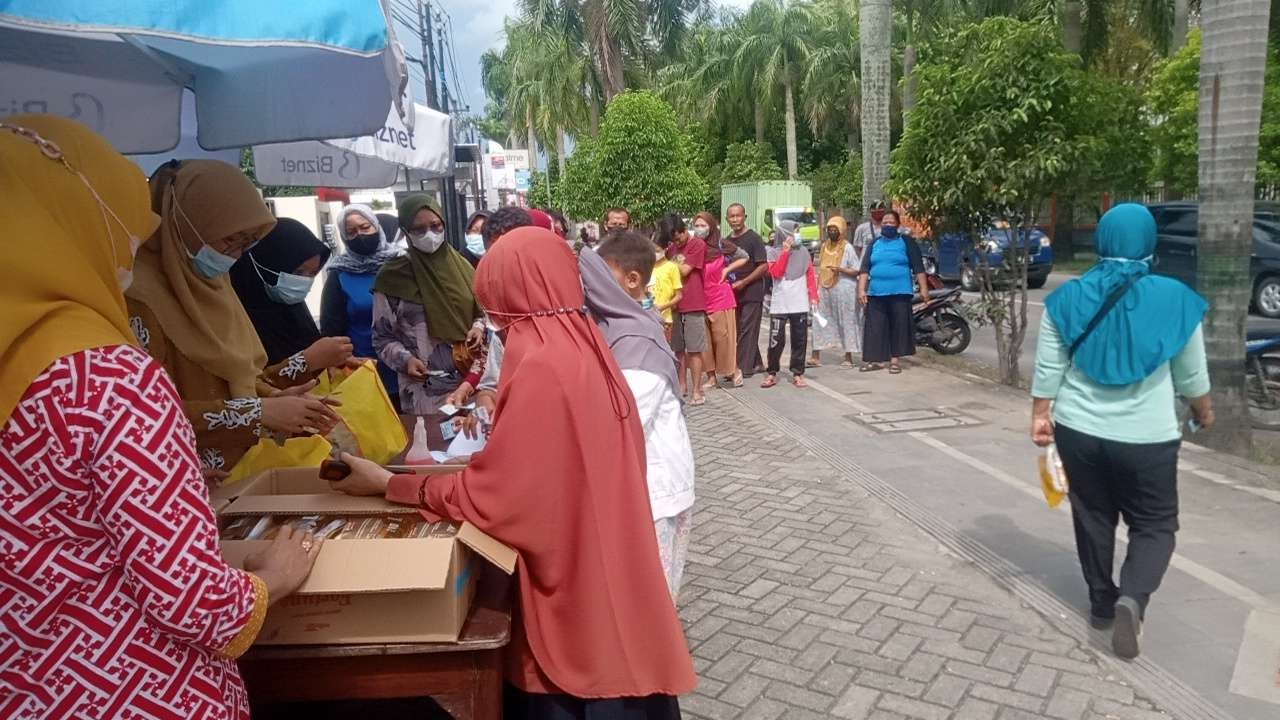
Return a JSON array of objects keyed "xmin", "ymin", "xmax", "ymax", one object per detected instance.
[{"xmin": 649, "ymin": 241, "xmax": 684, "ymax": 336}]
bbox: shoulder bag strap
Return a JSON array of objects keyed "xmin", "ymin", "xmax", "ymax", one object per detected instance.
[{"xmin": 1067, "ymin": 274, "xmax": 1143, "ymax": 360}]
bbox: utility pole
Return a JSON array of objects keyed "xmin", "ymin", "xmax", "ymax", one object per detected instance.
[{"xmin": 418, "ymin": 1, "xmax": 438, "ymax": 110}]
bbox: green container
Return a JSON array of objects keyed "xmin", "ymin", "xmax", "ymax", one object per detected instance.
[{"xmin": 720, "ymin": 181, "xmax": 818, "ymax": 243}]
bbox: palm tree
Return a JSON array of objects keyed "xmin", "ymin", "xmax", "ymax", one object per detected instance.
[
  {"xmin": 658, "ymin": 14, "xmax": 760, "ymax": 140},
  {"xmin": 803, "ymin": 0, "xmax": 861, "ymax": 155},
  {"xmin": 1196, "ymin": 0, "xmax": 1273, "ymax": 451},
  {"xmin": 901, "ymin": 0, "xmax": 957, "ymax": 117},
  {"xmin": 860, "ymin": 0, "xmax": 892, "ymax": 208},
  {"xmin": 737, "ymin": 0, "xmax": 815, "ymax": 179},
  {"xmin": 520, "ymin": 0, "xmax": 699, "ymax": 101}
]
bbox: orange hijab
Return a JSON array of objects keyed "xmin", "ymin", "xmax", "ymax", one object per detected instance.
[{"xmin": 426, "ymin": 227, "xmax": 697, "ymax": 697}]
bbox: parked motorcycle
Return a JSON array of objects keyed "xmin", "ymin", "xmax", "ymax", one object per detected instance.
[
  {"xmin": 1245, "ymin": 331, "xmax": 1280, "ymax": 428},
  {"xmin": 914, "ymin": 284, "xmax": 972, "ymax": 355}
]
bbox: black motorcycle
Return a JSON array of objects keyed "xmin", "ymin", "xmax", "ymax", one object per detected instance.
[{"xmin": 913, "ymin": 285, "xmax": 971, "ymax": 355}]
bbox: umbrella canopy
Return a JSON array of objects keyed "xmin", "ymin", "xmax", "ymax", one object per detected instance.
[
  {"xmin": 0, "ymin": 0, "xmax": 411, "ymax": 153},
  {"xmin": 253, "ymin": 102, "xmax": 453, "ymax": 188}
]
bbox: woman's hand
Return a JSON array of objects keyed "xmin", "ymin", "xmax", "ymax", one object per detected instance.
[
  {"xmin": 244, "ymin": 526, "xmax": 322, "ymax": 605},
  {"xmin": 329, "ymin": 452, "xmax": 393, "ymax": 497},
  {"xmin": 446, "ymin": 381, "xmax": 475, "ymax": 408},
  {"xmin": 406, "ymin": 357, "xmax": 428, "ymax": 382},
  {"xmin": 782, "ymin": 236, "xmax": 795, "ymax": 251},
  {"xmin": 466, "ymin": 323, "xmax": 486, "ymax": 351},
  {"xmin": 858, "ymin": 289, "xmax": 869, "ymax": 307},
  {"xmin": 303, "ymin": 336, "xmax": 355, "ymax": 371},
  {"xmin": 261, "ymin": 395, "xmax": 340, "ymax": 435},
  {"xmin": 1189, "ymin": 395, "xmax": 1216, "ymax": 431},
  {"xmin": 1031, "ymin": 399, "xmax": 1055, "ymax": 447}
]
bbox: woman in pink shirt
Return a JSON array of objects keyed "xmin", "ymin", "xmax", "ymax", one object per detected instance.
[{"xmin": 694, "ymin": 212, "xmax": 750, "ymax": 390}]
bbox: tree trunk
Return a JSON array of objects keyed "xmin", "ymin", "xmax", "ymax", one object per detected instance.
[
  {"xmin": 556, "ymin": 126, "xmax": 567, "ymax": 181},
  {"xmin": 589, "ymin": 94, "xmax": 601, "ymax": 135},
  {"xmin": 783, "ymin": 71, "xmax": 798, "ymax": 180},
  {"xmin": 1196, "ymin": 0, "xmax": 1273, "ymax": 453},
  {"xmin": 754, "ymin": 102, "xmax": 766, "ymax": 144},
  {"xmin": 1172, "ymin": 0, "xmax": 1190, "ymax": 53},
  {"xmin": 1063, "ymin": 0, "xmax": 1084, "ymax": 54},
  {"xmin": 526, "ymin": 107, "xmax": 538, "ymax": 166},
  {"xmin": 903, "ymin": 44, "xmax": 919, "ymax": 120},
  {"xmin": 860, "ymin": 0, "xmax": 892, "ymax": 212},
  {"xmin": 597, "ymin": 32, "xmax": 626, "ymax": 101}
]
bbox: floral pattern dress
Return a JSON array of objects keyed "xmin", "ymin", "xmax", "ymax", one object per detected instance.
[
  {"xmin": 812, "ymin": 242, "xmax": 864, "ymax": 355},
  {"xmin": 0, "ymin": 345, "xmax": 266, "ymax": 720}
]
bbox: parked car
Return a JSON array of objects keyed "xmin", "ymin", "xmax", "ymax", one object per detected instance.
[
  {"xmin": 1148, "ymin": 202, "xmax": 1280, "ymax": 318},
  {"xmin": 927, "ymin": 225, "xmax": 1055, "ymax": 291}
]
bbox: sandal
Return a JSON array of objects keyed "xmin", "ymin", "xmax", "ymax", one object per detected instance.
[
  {"xmin": 690, "ymin": 394, "xmax": 706, "ymax": 406},
  {"xmin": 731, "ymin": 371, "xmax": 744, "ymax": 388},
  {"xmin": 839, "ymin": 360, "xmax": 856, "ymax": 369},
  {"xmin": 793, "ymin": 376, "xmax": 809, "ymax": 388},
  {"xmin": 859, "ymin": 363, "xmax": 881, "ymax": 372},
  {"xmin": 806, "ymin": 359, "xmax": 822, "ymax": 368},
  {"xmin": 889, "ymin": 364, "xmax": 903, "ymax": 374},
  {"xmin": 761, "ymin": 375, "xmax": 778, "ymax": 389}
]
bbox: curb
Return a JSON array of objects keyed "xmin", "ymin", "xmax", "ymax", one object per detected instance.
[{"xmin": 724, "ymin": 388, "xmax": 1238, "ymax": 720}]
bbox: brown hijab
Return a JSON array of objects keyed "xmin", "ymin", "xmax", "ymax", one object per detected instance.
[{"xmin": 126, "ymin": 160, "xmax": 276, "ymax": 396}]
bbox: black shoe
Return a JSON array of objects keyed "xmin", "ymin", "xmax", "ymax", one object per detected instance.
[
  {"xmin": 1089, "ymin": 613, "xmax": 1114, "ymax": 631},
  {"xmin": 1112, "ymin": 596, "xmax": 1142, "ymax": 659}
]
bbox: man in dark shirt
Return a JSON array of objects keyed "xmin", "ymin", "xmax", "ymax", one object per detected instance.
[{"xmin": 725, "ymin": 202, "xmax": 770, "ymax": 377}]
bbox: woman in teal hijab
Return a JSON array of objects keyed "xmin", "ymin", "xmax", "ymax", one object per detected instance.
[{"xmin": 1031, "ymin": 203, "xmax": 1213, "ymax": 662}]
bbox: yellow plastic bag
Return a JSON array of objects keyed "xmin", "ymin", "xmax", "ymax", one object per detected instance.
[
  {"xmin": 323, "ymin": 360, "xmax": 408, "ymax": 464},
  {"xmin": 1039, "ymin": 444, "xmax": 1068, "ymax": 508},
  {"xmin": 226, "ymin": 435, "xmax": 333, "ymax": 485}
]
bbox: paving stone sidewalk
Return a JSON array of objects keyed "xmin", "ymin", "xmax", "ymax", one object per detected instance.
[{"xmin": 677, "ymin": 393, "xmax": 1172, "ymax": 720}]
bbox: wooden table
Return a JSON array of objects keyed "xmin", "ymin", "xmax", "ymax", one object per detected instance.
[{"xmin": 239, "ymin": 567, "xmax": 512, "ymax": 719}]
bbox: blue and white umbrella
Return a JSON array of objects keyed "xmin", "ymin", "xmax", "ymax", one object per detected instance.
[{"xmin": 0, "ymin": 0, "xmax": 412, "ymax": 153}]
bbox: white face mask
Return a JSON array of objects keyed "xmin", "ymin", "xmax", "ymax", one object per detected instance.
[{"xmin": 410, "ymin": 230, "xmax": 446, "ymax": 254}]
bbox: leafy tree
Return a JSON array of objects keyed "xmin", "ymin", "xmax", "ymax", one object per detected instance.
[
  {"xmin": 736, "ymin": 0, "xmax": 816, "ymax": 179},
  {"xmin": 1148, "ymin": 29, "xmax": 1280, "ymax": 194},
  {"xmin": 889, "ymin": 18, "xmax": 1146, "ymax": 386},
  {"xmin": 804, "ymin": 0, "xmax": 861, "ymax": 155},
  {"xmin": 719, "ymin": 141, "xmax": 786, "ymax": 184},
  {"xmin": 558, "ymin": 91, "xmax": 708, "ymax": 226},
  {"xmin": 809, "ymin": 154, "xmax": 864, "ymax": 212}
]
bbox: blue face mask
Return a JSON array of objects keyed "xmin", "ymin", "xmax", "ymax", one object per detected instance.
[
  {"xmin": 465, "ymin": 233, "xmax": 485, "ymax": 257},
  {"xmin": 252, "ymin": 254, "xmax": 315, "ymax": 304},
  {"xmin": 881, "ymin": 226, "xmax": 900, "ymax": 239},
  {"xmin": 190, "ymin": 244, "xmax": 239, "ymax": 278}
]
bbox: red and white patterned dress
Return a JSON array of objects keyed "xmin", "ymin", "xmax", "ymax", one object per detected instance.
[{"xmin": 0, "ymin": 345, "xmax": 262, "ymax": 720}]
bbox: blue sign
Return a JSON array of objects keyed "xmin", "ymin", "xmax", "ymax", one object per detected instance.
[{"xmin": 514, "ymin": 169, "xmax": 531, "ymax": 191}]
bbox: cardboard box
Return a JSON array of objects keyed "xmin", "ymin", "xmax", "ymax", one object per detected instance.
[{"xmin": 218, "ymin": 468, "xmax": 516, "ymax": 645}]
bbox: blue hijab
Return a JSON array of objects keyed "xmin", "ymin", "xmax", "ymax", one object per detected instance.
[{"xmin": 1045, "ymin": 203, "xmax": 1208, "ymax": 386}]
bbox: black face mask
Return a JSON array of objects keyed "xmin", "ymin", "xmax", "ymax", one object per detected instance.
[
  {"xmin": 347, "ymin": 232, "xmax": 381, "ymax": 255},
  {"xmin": 827, "ymin": 229, "xmax": 841, "ymax": 242}
]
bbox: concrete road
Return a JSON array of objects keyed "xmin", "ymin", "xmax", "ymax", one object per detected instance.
[{"xmin": 954, "ymin": 274, "xmax": 1280, "ymax": 374}]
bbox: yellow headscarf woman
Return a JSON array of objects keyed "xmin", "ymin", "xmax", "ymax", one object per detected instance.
[
  {"xmin": 819, "ymin": 215, "xmax": 850, "ymax": 289},
  {"xmin": 0, "ymin": 115, "xmax": 159, "ymax": 426}
]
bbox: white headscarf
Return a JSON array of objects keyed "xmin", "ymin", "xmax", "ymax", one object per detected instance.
[{"xmin": 327, "ymin": 203, "xmax": 402, "ymax": 274}]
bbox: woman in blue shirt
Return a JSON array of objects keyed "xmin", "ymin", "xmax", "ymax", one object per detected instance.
[
  {"xmin": 857, "ymin": 211, "xmax": 930, "ymax": 373},
  {"xmin": 1031, "ymin": 203, "xmax": 1213, "ymax": 661},
  {"xmin": 320, "ymin": 203, "xmax": 403, "ymax": 404}
]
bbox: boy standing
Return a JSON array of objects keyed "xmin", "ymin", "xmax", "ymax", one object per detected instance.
[
  {"xmin": 582, "ymin": 233, "xmax": 696, "ymax": 601},
  {"xmin": 650, "ymin": 241, "xmax": 684, "ymax": 340},
  {"xmin": 659, "ymin": 214, "xmax": 709, "ymax": 405}
]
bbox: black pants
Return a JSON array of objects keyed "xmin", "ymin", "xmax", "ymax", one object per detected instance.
[
  {"xmin": 736, "ymin": 301, "xmax": 765, "ymax": 376},
  {"xmin": 862, "ymin": 294, "xmax": 915, "ymax": 363},
  {"xmin": 505, "ymin": 686, "xmax": 680, "ymax": 719},
  {"xmin": 1055, "ymin": 424, "xmax": 1181, "ymax": 619},
  {"xmin": 767, "ymin": 313, "xmax": 808, "ymax": 376}
]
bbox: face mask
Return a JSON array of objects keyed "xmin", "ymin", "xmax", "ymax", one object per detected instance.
[
  {"xmin": 410, "ymin": 230, "xmax": 446, "ymax": 254},
  {"xmin": 827, "ymin": 229, "xmax": 841, "ymax": 241},
  {"xmin": 347, "ymin": 232, "xmax": 381, "ymax": 256},
  {"xmin": 251, "ymin": 254, "xmax": 314, "ymax": 304},
  {"xmin": 190, "ymin": 244, "xmax": 238, "ymax": 278},
  {"xmin": 465, "ymin": 233, "xmax": 485, "ymax": 256},
  {"xmin": 640, "ymin": 297, "xmax": 655, "ymax": 311},
  {"xmin": 691, "ymin": 226, "xmax": 710, "ymax": 239},
  {"xmin": 881, "ymin": 226, "xmax": 900, "ymax": 239}
]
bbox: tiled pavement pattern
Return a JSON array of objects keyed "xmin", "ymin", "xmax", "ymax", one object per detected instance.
[{"xmin": 677, "ymin": 394, "xmax": 1173, "ymax": 720}]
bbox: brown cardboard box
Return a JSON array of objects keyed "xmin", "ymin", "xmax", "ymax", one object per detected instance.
[{"xmin": 218, "ymin": 468, "xmax": 516, "ymax": 645}]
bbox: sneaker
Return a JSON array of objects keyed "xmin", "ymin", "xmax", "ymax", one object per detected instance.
[{"xmin": 1112, "ymin": 596, "xmax": 1142, "ymax": 659}]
